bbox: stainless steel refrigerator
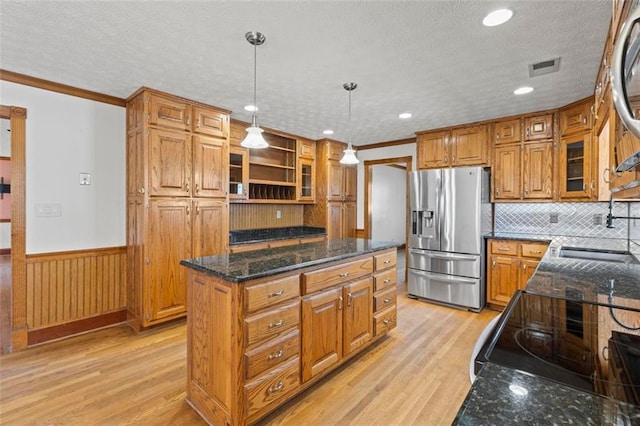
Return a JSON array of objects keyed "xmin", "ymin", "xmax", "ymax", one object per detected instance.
[{"xmin": 408, "ymin": 167, "xmax": 492, "ymax": 311}]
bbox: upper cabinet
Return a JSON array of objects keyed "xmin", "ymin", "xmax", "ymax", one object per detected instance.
[
  {"xmin": 560, "ymin": 101, "xmax": 593, "ymax": 137},
  {"xmin": 416, "ymin": 125, "xmax": 488, "ymax": 169},
  {"xmin": 493, "ymin": 118, "xmax": 521, "ymax": 145},
  {"xmin": 524, "ymin": 114, "xmax": 553, "ymax": 141},
  {"xmin": 558, "ymin": 132, "xmax": 593, "ymax": 199}
]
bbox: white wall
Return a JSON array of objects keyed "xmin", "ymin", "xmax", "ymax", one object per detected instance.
[
  {"xmin": 1, "ymin": 81, "xmax": 126, "ymax": 254},
  {"xmin": 356, "ymin": 143, "xmax": 416, "ymax": 228},
  {"xmin": 371, "ymin": 165, "xmax": 406, "ymax": 243}
]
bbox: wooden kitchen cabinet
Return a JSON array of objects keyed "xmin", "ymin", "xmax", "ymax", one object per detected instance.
[
  {"xmin": 493, "ymin": 118, "xmax": 521, "ymax": 145},
  {"xmin": 304, "ymin": 140, "xmax": 357, "ymax": 238},
  {"xmin": 558, "ymin": 131, "xmax": 593, "ymax": 200},
  {"xmin": 185, "ymin": 248, "xmax": 397, "ymax": 425},
  {"xmin": 229, "ymin": 235, "xmax": 327, "ymax": 254},
  {"xmin": 416, "ymin": 125, "xmax": 488, "ymax": 169},
  {"xmin": 523, "ymin": 141, "xmax": 553, "ymax": 199},
  {"xmin": 229, "ymin": 146, "xmax": 249, "ymax": 200},
  {"xmin": 493, "ymin": 145, "xmax": 522, "ymax": 200},
  {"xmin": 560, "ymin": 99, "xmax": 593, "ymax": 137},
  {"xmin": 126, "ymin": 88, "xmax": 230, "ymax": 330},
  {"xmin": 487, "ymin": 239, "xmax": 549, "ymax": 310},
  {"xmin": 524, "ymin": 114, "xmax": 554, "ymax": 141}
]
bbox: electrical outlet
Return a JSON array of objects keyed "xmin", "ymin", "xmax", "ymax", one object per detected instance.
[
  {"xmin": 276, "ymin": 210, "xmax": 282, "ymax": 219},
  {"xmin": 593, "ymin": 214, "xmax": 603, "ymax": 226},
  {"xmin": 79, "ymin": 172, "xmax": 91, "ymax": 185},
  {"xmin": 35, "ymin": 203, "xmax": 62, "ymax": 217},
  {"xmin": 550, "ymin": 213, "xmax": 559, "ymax": 223}
]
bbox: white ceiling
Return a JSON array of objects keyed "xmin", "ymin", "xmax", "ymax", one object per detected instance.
[{"xmin": 0, "ymin": 1, "xmax": 611, "ymax": 146}]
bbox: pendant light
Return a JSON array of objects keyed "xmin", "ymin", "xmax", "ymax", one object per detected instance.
[
  {"xmin": 241, "ymin": 31, "xmax": 269, "ymax": 149},
  {"xmin": 340, "ymin": 82, "xmax": 359, "ymax": 165}
]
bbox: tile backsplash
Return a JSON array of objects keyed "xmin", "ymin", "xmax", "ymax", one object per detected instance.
[
  {"xmin": 494, "ymin": 202, "xmax": 635, "ymax": 240},
  {"xmin": 630, "ymin": 202, "xmax": 640, "ymax": 256}
]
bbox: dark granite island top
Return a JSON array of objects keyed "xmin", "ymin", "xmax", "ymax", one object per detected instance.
[{"xmin": 180, "ymin": 238, "xmax": 400, "ymax": 282}]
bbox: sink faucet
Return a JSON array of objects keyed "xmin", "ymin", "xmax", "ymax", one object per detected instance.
[{"xmin": 606, "ymin": 194, "xmax": 640, "ymax": 228}]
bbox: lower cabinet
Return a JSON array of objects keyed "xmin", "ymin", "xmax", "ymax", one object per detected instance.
[
  {"xmin": 185, "ymin": 248, "xmax": 398, "ymax": 425},
  {"xmin": 486, "ymin": 239, "xmax": 549, "ymax": 310}
]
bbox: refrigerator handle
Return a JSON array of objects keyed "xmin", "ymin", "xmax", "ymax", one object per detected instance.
[{"xmin": 412, "ymin": 211, "xmax": 423, "ymax": 235}]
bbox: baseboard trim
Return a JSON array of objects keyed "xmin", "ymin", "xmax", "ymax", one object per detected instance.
[
  {"xmin": 28, "ymin": 309, "xmax": 127, "ymax": 346},
  {"xmin": 0, "ymin": 248, "xmax": 10, "ymax": 255}
]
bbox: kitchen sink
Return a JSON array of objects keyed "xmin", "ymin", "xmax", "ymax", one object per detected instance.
[{"xmin": 558, "ymin": 246, "xmax": 639, "ymax": 264}]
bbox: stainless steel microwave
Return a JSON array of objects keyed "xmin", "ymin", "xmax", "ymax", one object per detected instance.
[{"xmin": 612, "ymin": 3, "xmax": 640, "ymax": 172}]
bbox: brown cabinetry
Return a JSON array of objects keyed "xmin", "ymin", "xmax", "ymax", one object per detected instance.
[
  {"xmin": 487, "ymin": 239, "xmax": 549, "ymax": 310},
  {"xmin": 185, "ymin": 248, "xmax": 397, "ymax": 425},
  {"xmin": 560, "ymin": 101, "xmax": 593, "ymax": 137},
  {"xmin": 558, "ymin": 131, "xmax": 593, "ymax": 199},
  {"xmin": 491, "ymin": 114, "xmax": 554, "ymax": 201},
  {"xmin": 304, "ymin": 140, "xmax": 357, "ymax": 239},
  {"xmin": 126, "ymin": 88, "xmax": 230, "ymax": 329},
  {"xmin": 416, "ymin": 126, "xmax": 488, "ymax": 169}
]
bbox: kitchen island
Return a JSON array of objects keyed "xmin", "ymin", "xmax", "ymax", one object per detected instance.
[
  {"xmin": 180, "ymin": 238, "xmax": 399, "ymax": 425},
  {"xmin": 456, "ymin": 234, "xmax": 640, "ymax": 424}
]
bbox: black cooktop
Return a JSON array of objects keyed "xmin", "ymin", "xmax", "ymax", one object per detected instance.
[{"xmin": 476, "ymin": 291, "xmax": 640, "ymax": 407}]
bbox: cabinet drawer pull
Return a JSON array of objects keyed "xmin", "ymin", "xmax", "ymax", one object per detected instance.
[
  {"xmin": 383, "ymin": 259, "xmax": 391, "ymax": 264},
  {"xmin": 498, "ymin": 247, "xmax": 510, "ymax": 251},
  {"xmin": 529, "ymin": 250, "xmax": 542, "ymax": 254},
  {"xmin": 268, "ymin": 319, "xmax": 284, "ymax": 328},
  {"xmin": 338, "ymin": 272, "xmax": 350, "ymax": 278},
  {"xmin": 267, "ymin": 381, "xmax": 284, "ymax": 394},
  {"xmin": 383, "ymin": 318, "xmax": 391, "ymax": 325},
  {"xmin": 383, "ymin": 298, "xmax": 391, "ymax": 303},
  {"xmin": 268, "ymin": 348, "xmax": 284, "ymax": 360},
  {"xmin": 268, "ymin": 289, "xmax": 285, "ymax": 298},
  {"xmin": 383, "ymin": 279, "xmax": 391, "ymax": 284}
]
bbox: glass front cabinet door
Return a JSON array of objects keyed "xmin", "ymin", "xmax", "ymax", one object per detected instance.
[
  {"xmin": 297, "ymin": 158, "xmax": 315, "ymax": 202},
  {"xmin": 558, "ymin": 132, "xmax": 592, "ymax": 199},
  {"xmin": 229, "ymin": 146, "xmax": 249, "ymax": 200}
]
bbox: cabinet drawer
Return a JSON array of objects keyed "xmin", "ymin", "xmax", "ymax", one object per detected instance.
[
  {"xmin": 192, "ymin": 106, "xmax": 228, "ymax": 138},
  {"xmin": 374, "ymin": 269, "xmax": 396, "ymax": 292},
  {"xmin": 245, "ymin": 356, "xmax": 300, "ymax": 419},
  {"xmin": 244, "ymin": 301, "xmax": 300, "ymax": 347},
  {"xmin": 302, "ymin": 257, "xmax": 373, "ymax": 294},
  {"xmin": 560, "ymin": 102, "xmax": 592, "ymax": 136},
  {"xmin": 374, "ymin": 306, "xmax": 397, "ymax": 336},
  {"xmin": 245, "ymin": 330, "xmax": 300, "ymax": 380},
  {"xmin": 374, "ymin": 287, "xmax": 397, "ymax": 313},
  {"xmin": 374, "ymin": 250, "xmax": 397, "ymax": 271},
  {"xmin": 520, "ymin": 242, "xmax": 548, "ymax": 259},
  {"xmin": 490, "ymin": 240, "xmax": 518, "ymax": 256},
  {"xmin": 245, "ymin": 275, "xmax": 300, "ymax": 313}
]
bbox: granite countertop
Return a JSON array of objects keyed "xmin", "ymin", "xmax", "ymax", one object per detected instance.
[
  {"xmin": 229, "ymin": 226, "xmax": 326, "ymax": 245},
  {"xmin": 454, "ymin": 363, "xmax": 640, "ymax": 425},
  {"xmin": 180, "ymin": 238, "xmax": 400, "ymax": 283}
]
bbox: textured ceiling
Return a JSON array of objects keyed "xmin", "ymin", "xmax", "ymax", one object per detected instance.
[{"xmin": 0, "ymin": 1, "xmax": 611, "ymax": 146}]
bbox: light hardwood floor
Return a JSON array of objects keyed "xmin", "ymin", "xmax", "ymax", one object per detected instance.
[{"xmin": 0, "ymin": 282, "xmax": 497, "ymax": 425}]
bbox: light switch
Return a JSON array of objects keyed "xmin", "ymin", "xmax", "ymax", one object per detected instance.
[
  {"xmin": 276, "ymin": 210, "xmax": 282, "ymax": 219},
  {"xmin": 80, "ymin": 172, "xmax": 91, "ymax": 185},
  {"xmin": 550, "ymin": 213, "xmax": 559, "ymax": 223},
  {"xmin": 35, "ymin": 203, "xmax": 62, "ymax": 217}
]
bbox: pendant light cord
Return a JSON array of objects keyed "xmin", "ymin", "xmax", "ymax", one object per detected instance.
[
  {"xmin": 252, "ymin": 39, "xmax": 257, "ymax": 125},
  {"xmin": 348, "ymin": 89, "xmax": 352, "ymax": 146}
]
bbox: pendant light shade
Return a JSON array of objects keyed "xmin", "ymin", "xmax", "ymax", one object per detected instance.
[
  {"xmin": 241, "ymin": 31, "xmax": 269, "ymax": 149},
  {"xmin": 340, "ymin": 82, "xmax": 359, "ymax": 165}
]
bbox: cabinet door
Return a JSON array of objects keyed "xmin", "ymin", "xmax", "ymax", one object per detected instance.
[
  {"xmin": 301, "ymin": 287, "xmax": 343, "ymax": 382},
  {"xmin": 343, "ymin": 278, "xmax": 373, "ymax": 356},
  {"xmin": 523, "ymin": 142, "xmax": 553, "ymax": 199},
  {"xmin": 451, "ymin": 125, "xmax": 488, "ymax": 166},
  {"xmin": 327, "ymin": 202, "xmax": 343, "ymax": 239},
  {"xmin": 327, "ymin": 161, "xmax": 344, "ymax": 201},
  {"xmin": 149, "ymin": 129, "xmax": 192, "ymax": 197},
  {"xmin": 560, "ymin": 102, "xmax": 592, "ymax": 136},
  {"xmin": 519, "ymin": 259, "xmax": 539, "ymax": 290},
  {"xmin": 343, "ymin": 165, "xmax": 357, "ymax": 201},
  {"xmin": 229, "ymin": 147, "xmax": 249, "ymax": 200},
  {"xmin": 127, "ymin": 129, "xmax": 145, "ymax": 198},
  {"xmin": 524, "ymin": 114, "xmax": 553, "ymax": 141},
  {"xmin": 298, "ymin": 138, "xmax": 315, "ymax": 159},
  {"xmin": 147, "ymin": 199, "xmax": 191, "ymax": 323},
  {"xmin": 417, "ymin": 131, "xmax": 449, "ymax": 169},
  {"xmin": 193, "ymin": 135, "xmax": 227, "ymax": 198},
  {"xmin": 558, "ymin": 132, "xmax": 592, "ymax": 199},
  {"xmin": 487, "ymin": 255, "xmax": 519, "ymax": 308},
  {"xmin": 192, "ymin": 106, "xmax": 228, "ymax": 138},
  {"xmin": 148, "ymin": 94, "xmax": 191, "ymax": 131},
  {"xmin": 342, "ymin": 202, "xmax": 357, "ymax": 238},
  {"xmin": 127, "ymin": 198, "xmax": 144, "ymax": 320},
  {"xmin": 192, "ymin": 199, "xmax": 228, "ymax": 257},
  {"xmin": 297, "ymin": 158, "xmax": 315, "ymax": 202},
  {"xmin": 493, "ymin": 145, "xmax": 521, "ymax": 200},
  {"xmin": 493, "ymin": 118, "xmax": 521, "ymax": 145}
]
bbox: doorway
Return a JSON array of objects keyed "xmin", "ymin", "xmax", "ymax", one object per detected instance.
[
  {"xmin": 0, "ymin": 105, "xmax": 27, "ymax": 353},
  {"xmin": 363, "ymin": 156, "xmax": 412, "ymax": 283}
]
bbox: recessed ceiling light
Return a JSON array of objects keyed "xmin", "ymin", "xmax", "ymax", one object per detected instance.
[
  {"xmin": 514, "ymin": 86, "xmax": 534, "ymax": 95},
  {"xmin": 398, "ymin": 112, "xmax": 413, "ymax": 119},
  {"xmin": 323, "ymin": 129, "xmax": 334, "ymax": 135},
  {"xmin": 244, "ymin": 105, "xmax": 258, "ymax": 112},
  {"xmin": 483, "ymin": 9, "xmax": 513, "ymax": 27}
]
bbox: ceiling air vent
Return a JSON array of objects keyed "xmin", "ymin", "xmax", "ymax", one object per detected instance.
[{"xmin": 528, "ymin": 57, "xmax": 560, "ymax": 77}]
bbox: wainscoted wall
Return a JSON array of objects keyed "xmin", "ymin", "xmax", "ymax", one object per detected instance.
[
  {"xmin": 25, "ymin": 246, "xmax": 126, "ymax": 330},
  {"xmin": 230, "ymin": 204, "xmax": 304, "ymax": 230}
]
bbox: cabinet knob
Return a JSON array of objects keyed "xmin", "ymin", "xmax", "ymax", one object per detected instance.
[
  {"xmin": 138, "ymin": 187, "xmax": 145, "ymax": 194},
  {"xmin": 195, "ymin": 184, "xmax": 200, "ymax": 193},
  {"xmin": 492, "ymin": 260, "xmax": 496, "ymax": 268},
  {"xmin": 526, "ymin": 127, "xmax": 530, "ymax": 136},
  {"xmin": 267, "ymin": 381, "xmax": 284, "ymax": 394},
  {"xmin": 268, "ymin": 319, "xmax": 284, "ymax": 328},
  {"xmin": 582, "ymin": 116, "xmax": 587, "ymax": 124},
  {"xmin": 268, "ymin": 348, "xmax": 284, "ymax": 360},
  {"xmin": 383, "ymin": 318, "xmax": 391, "ymax": 325},
  {"xmin": 603, "ymin": 168, "xmax": 611, "ymax": 184},
  {"xmin": 347, "ymin": 293, "xmax": 353, "ymax": 307},
  {"xmin": 444, "ymin": 155, "xmax": 448, "ymax": 163},
  {"xmin": 268, "ymin": 289, "xmax": 284, "ymax": 298},
  {"xmin": 383, "ymin": 298, "xmax": 391, "ymax": 303}
]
